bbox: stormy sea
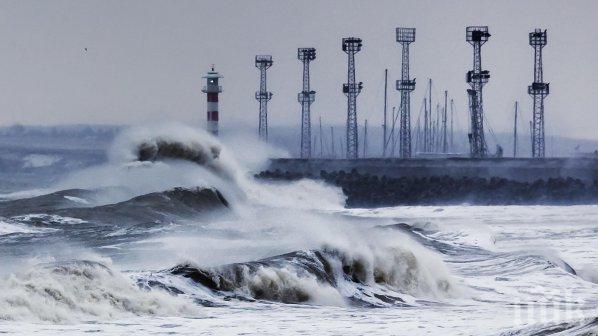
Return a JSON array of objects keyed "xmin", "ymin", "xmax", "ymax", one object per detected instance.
[{"xmin": 0, "ymin": 125, "xmax": 597, "ymax": 335}]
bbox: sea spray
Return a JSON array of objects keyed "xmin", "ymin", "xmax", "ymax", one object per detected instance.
[
  {"xmin": 41, "ymin": 124, "xmax": 247, "ymax": 206},
  {"xmin": 166, "ymin": 227, "xmax": 460, "ymax": 306},
  {"xmin": 109, "ymin": 124, "xmax": 236, "ymax": 180},
  {"xmin": 0, "ymin": 260, "xmax": 196, "ymax": 323},
  {"xmin": 2, "ymin": 124, "xmax": 461, "ymax": 319}
]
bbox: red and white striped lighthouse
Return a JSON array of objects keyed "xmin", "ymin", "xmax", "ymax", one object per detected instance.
[{"xmin": 201, "ymin": 65, "xmax": 223, "ymax": 136}]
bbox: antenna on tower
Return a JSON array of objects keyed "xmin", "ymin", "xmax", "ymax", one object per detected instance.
[
  {"xmin": 297, "ymin": 48, "xmax": 316, "ymax": 159},
  {"xmin": 255, "ymin": 55, "xmax": 273, "ymax": 141},
  {"xmin": 342, "ymin": 37, "xmax": 363, "ymax": 159},
  {"xmin": 396, "ymin": 27, "xmax": 416, "ymax": 159},
  {"xmin": 466, "ymin": 26, "xmax": 491, "ymax": 158},
  {"xmin": 529, "ymin": 29, "xmax": 549, "ymax": 158}
]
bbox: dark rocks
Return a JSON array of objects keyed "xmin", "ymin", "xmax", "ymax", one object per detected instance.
[{"xmin": 256, "ymin": 170, "xmax": 598, "ymax": 207}]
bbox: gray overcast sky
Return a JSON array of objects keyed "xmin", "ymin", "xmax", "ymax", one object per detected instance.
[{"xmin": 0, "ymin": 0, "xmax": 597, "ymax": 139}]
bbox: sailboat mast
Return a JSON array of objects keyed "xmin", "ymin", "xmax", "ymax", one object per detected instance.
[
  {"xmin": 363, "ymin": 119, "xmax": 368, "ymax": 158},
  {"xmin": 450, "ymin": 99, "xmax": 455, "ymax": 152},
  {"xmin": 319, "ymin": 116, "xmax": 323, "ymax": 158},
  {"xmin": 513, "ymin": 101, "xmax": 518, "ymax": 158},
  {"xmin": 443, "ymin": 91, "xmax": 448, "ymax": 153},
  {"xmin": 428, "ymin": 78, "xmax": 432, "ymax": 152},
  {"xmin": 330, "ymin": 126, "xmax": 335, "ymax": 158},
  {"xmin": 382, "ymin": 69, "xmax": 388, "ymax": 157}
]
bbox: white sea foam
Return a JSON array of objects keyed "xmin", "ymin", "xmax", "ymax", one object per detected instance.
[
  {"xmin": 22, "ymin": 154, "xmax": 61, "ymax": 168},
  {"xmin": 2, "ymin": 204, "xmax": 597, "ymax": 334},
  {"xmin": 0, "ymin": 220, "xmax": 40, "ymax": 236},
  {"xmin": 12, "ymin": 214, "xmax": 86, "ymax": 225},
  {"xmin": 63, "ymin": 196, "xmax": 90, "ymax": 205},
  {"xmin": 0, "ymin": 260, "xmax": 197, "ymax": 323}
]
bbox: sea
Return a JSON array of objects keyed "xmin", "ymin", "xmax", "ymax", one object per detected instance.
[{"xmin": 0, "ymin": 124, "xmax": 596, "ymax": 335}]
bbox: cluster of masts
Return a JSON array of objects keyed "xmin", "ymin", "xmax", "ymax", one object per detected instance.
[
  {"xmin": 201, "ymin": 26, "xmax": 549, "ymax": 160},
  {"xmin": 408, "ymin": 80, "xmax": 453, "ymax": 157}
]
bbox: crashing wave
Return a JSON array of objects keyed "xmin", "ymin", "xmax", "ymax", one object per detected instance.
[
  {"xmin": 109, "ymin": 124, "xmax": 238, "ymax": 182},
  {"xmin": 136, "ymin": 139, "xmax": 220, "ymax": 166},
  {"xmin": 166, "ymin": 243, "xmax": 456, "ymax": 307},
  {"xmin": 0, "ymin": 260, "xmax": 196, "ymax": 322}
]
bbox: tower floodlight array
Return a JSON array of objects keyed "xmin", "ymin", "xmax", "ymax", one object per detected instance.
[
  {"xmin": 395, "ymin": 28, "xmax": 416, "ymax": 158},
  {"xmin": 466, "ymin": 26, "xmax": 491, "ymax": 158},
  {"xmin": 528, "ymin": 29, "xmax": 549, "ymax": 158},
  {"xmin": 297, "ymin": 48, "xmax": 316, "ymax": 159},
  {"xmin": 342, "ymin": 37, "xmax": 363, "ymax": 159},
  {"xmin": 255, "ymin": 55, "xmax": 273, "ymax": 141}
]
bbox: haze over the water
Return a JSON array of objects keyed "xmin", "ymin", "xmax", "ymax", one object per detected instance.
[{"xmin": 0, "ymin": 0, "xmax": 597, "ymax": 139}]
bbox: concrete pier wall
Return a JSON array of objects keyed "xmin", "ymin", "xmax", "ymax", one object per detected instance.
[{"xmin": 267, "ymin": 158, "xmax": 598, "ymax": 182}]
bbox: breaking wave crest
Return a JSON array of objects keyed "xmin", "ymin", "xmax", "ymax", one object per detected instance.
[
  {"xmin": 0, "ymin": 260, "xmax": 196, "ymax": 323},
  {"xmin": 110, "ymin": 124, "xmax": 238, "ymax": 181},
  {"xmin": 34, "ymin": 124, "xmax": 345, "ymax": 214},
  {"xmin": 165, "ymin": 237, "xmax": 458, "ymax": 307},
  {"xmin": 137, "ymin": 139, "xmax": 220, "ymax": 166}
]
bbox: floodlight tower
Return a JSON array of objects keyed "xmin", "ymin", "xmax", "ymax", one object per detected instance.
[
  {"xmin": 298, "ymin": 48, "xmax": 316, "ymax": 159},
  {"xmin": 255, "ymin": 55, "xmax": 273, "ymax": 141},
  {"xmin": 395, "ymin": 28, "xmax": 416, "ymax": 159},
  {"xmin": 201, "ymin": 65, "xmax": 223, "ymax": 136},
  {"xmin": 466, "ymin": 26, "xmax": 491, "ymax": 158},
  {"xmin": 342, "ymin": 37, "xmax": 363, "ymax": 159},
  {"xmin": 467, "ymin": 89, "xmax": 480, "ymax": 154},
  {"xmin": 528, "ymin": 29, "xmax": 549, "ymax": 158}
]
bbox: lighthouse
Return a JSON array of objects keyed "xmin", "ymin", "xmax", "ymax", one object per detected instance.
[{"xmin": 201, "ymin": 65, "xmax": 223, "ymax": 136}]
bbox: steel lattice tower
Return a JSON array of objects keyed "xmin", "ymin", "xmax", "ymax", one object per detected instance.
[
  {"xmin": 255, "ymin": 55, "xmax": 273, "ymax": 141},
  {"xmin": 466, "ymin": 26, "xmax": 491, "ymax": 158},
  {"xmin": 396, "ymin": 28, "xmax": 416, "ymax": 159},
  {"xmin": 528, "ymin": 29, "xmax": 549, "ymax": 158},
  {"xmin": 297, "ymin": 48, "xmax": 316, "ymax": 159},
  {"xmin": 467, "ymin": 89, "xmax": 479, "ymax": 154},
  {"xmin": 342, "ymin": 37, "xmax": 363, "ymax": 159}
]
